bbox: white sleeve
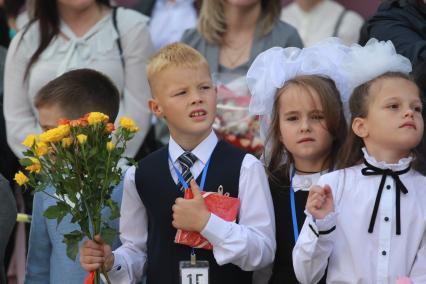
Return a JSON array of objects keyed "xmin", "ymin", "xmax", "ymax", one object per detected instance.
[
  {"xmin": 119, "ymin": 14, "xmax": 154, "ymax": 158},
  {"xmin": 292, "ymin": 173, "xmax": 339, "ymax": 284},
  {"xmin": 4, "ymin": 32, "xmax": 42, "ymax": 158},
  {"xmin": 200, "ymin": 154, "xmax": 276, "ymax": 271},
  {"xmin": 410, "ymin": 230, "xmax": 426, "ymax": 283},
  {"xmin": 107, "ymin": 166, "xmax": 147, "ymax": 284}
]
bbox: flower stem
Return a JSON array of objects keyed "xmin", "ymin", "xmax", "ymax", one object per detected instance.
[{"xmin": 101, "ymin": 266, "xmax": 112, "ymax": 284}]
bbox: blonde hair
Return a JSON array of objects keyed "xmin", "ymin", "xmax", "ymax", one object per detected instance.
[
  {"xmin": 198, "ymin": 0, "xmax": 281, "ymax": 45},
  {"xmin": 146, "ymin": 43, "xmax": 209, "ymax": 84}
]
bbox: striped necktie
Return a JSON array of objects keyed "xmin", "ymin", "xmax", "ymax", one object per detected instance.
[{"xmin": 177, "ymin": 151, "xmax": 198, "ymax": 192}]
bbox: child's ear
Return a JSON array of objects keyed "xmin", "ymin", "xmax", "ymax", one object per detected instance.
[
  {"xmin": 148, "ymin": 98, "xmax": 164, "ymax": 118},
  {"xmin": 352, "ymin": 117, "xmax": 368, "ymax": 138}
]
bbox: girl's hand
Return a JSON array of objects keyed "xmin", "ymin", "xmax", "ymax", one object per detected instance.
[{"xmin": 307, "ymin": 185, "xmax": 334, "ymax": 220}]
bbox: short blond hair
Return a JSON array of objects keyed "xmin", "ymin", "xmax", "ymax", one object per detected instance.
[
  {"xmin": 198, "ymin": 0, "xmax": 281, "ymax": 45},
  {"xmin": 147, "ymin": 43, "xmax": 209, "ymax": 84}
]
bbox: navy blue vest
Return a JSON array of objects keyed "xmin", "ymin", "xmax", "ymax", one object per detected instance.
[{"xmin": 135, "ymin": 140, "xmax": 253, "ymax": 284}]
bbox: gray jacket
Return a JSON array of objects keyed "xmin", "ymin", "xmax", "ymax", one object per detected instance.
[{"xmin": 0, "ymin": 174, "xmax": 16, "ymax": 284}]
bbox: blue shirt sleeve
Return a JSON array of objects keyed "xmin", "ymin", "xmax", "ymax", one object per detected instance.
[{"xmin": 24, "ymin": 192, "xmax": 52, "ymax": 284}]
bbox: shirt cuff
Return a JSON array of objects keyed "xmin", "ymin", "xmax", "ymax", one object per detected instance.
[
  {"xmin": 305, "ymin": 210, "xmax": 338, "ymax": 234},
  {"xmin": 200, "ymin": 213, "xmax": 231, "ymax": 247},
  {"xmin": 104, "ymin": 253, "xmax": 130, "ymax": 283}
]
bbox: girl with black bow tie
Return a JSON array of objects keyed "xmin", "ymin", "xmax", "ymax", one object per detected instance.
[{"xmin": 293, "ymin": 39, "xmax": 426, "ymax": 284}]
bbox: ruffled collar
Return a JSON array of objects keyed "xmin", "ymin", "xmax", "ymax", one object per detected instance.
[
  {"xmin": 292, "ymin": 172, "xmax": 323, "ymax": 192},
  {"xmin": 361, "ymin": 147, "xmax": 412, "ymax": 172}
]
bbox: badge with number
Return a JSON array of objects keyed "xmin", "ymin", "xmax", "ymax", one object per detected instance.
[{"xmin": 180, "ymin": 253, "xmax": 209, "ymax": 284}]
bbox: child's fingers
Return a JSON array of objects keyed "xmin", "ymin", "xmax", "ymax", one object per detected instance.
[
  {"xmin": 94, "ymin": 234, "xmax": 105, "ymax": 244},
  {"xmin": 310, "ymin": 192, "xmax": 325, "ymax": 204},
  {"xmin": 323, "ymin": 185, "xmax": 333, "ymax": 199},
  {"xmin": 190, "ymin": 179, "xmax": 202, "ymax": 198},
  {"xmin": 83, "ymin": 239, "xmax": 103, "ymax": 250},
  {"xmin": 175, "ymin": 197, "xmax": 185, "ymax": 205},
  {"xmin": 80, "ymin": 254, "xmax": 105, "ymax": 264},
  {"xmin": 81, "ymin": 263, "xmax": 101, "ymax": 272}
]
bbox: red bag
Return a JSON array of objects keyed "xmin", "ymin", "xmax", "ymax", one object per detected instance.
[{"xmin": 174, "ymin": 186, "xmax": 240, "ymax": 250}]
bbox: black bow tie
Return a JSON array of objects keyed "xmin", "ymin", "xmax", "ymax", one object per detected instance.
[{"xmin": 361, "ymin": 159, "xmax": 410, "ymax": 235}]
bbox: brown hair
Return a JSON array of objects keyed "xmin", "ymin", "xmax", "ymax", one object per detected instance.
[
  {"xmin": 197, "ymin": 0, "xmax": 281, "ymax": 45},
  {"xmin": 338, "ymin": 72, "xmax": 424, "ymax": 169},
  {"xmin": 265, "ymin": 75, "xmax": 347, "ymax": 180},
  {"xmin": 146, "ymin": 42, "xmax": 209, "ymax": 93},
  {"xmin": 34, "ymin": 69, "xmax": 120, "ymax": 121}
]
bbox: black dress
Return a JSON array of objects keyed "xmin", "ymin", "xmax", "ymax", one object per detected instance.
[{"xmin": 268, "ymin": 169, "xmax": 327, "ymax": 284}]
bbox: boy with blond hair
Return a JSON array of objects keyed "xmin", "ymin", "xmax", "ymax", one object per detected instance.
[{"xmin": 80, "ymin": 43, "xmax": 275, "ymax": 284}]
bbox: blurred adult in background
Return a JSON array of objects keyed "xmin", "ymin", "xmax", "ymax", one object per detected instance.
[
  {"xmin": 182, "ymin": 0, "xmax": 302, "ymax": 83},
  {"xmin": 0, "ymin": 174, "xmax": 17, "ymax": 284},
  {"xmin": 367, "ymin": 0, "xmax": 425, "ymax": 68},
  {"xmin": 367, "ymin": 0, "xmax": 426, "ymax": 174},
  {"xmin": 4, "ymin": 0, "xmax": 154, "ymax": 162},
  {"xmin": 281, "ymin": 0, "xmax": 364, "ymax": 46},
  {"xmin": 133, "ymin": 0, "xmax": 201, "ymax": 51}
]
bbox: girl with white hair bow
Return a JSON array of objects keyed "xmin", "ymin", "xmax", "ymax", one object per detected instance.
[{"xmin": 247, "ymin": 38, "xmax": 351, "ymax": 284}]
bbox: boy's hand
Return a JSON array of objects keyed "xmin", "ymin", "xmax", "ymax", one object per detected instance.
[
  {"xmin": 172, "ymin": 179, "xmax": 211, "ymax": 232},
  {"xmin": 80, "ymin": 235, "xmax": 114, "ymax": 272},
  {"xmin": 306, "ymin": 185, "xmax": 334, "ymax": 220}
]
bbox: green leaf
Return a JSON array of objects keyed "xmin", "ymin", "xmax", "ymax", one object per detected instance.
[
  {"xmin": 101, "ymin": 225, "xmax": 117, "ymax": 247},
  {"xmin": 107, "ymin": 199, "xmax": 120, "ymax": 220},
  {"xmin": 87, "ymin": 147, "xmax": 98, "ymax": 159},
  {"xmin": 19, "ymin": 158, "xmax": 34, "ymax": 167},
  {"xmin": 43, "ymin": 204, "xmax": 65, "ymax": 219},
  {"xmin": 63, "ymin": 230, "xmax": 84, "ymax": 261}
]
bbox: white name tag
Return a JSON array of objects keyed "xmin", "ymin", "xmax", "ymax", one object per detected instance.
[{"xmin": 180, "ymin": 260, "xmax": 209, "ymax": 284}]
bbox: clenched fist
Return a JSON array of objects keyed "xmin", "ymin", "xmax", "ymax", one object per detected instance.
[
  {"xmin": 79, "ymin": 235, "xmax": 114, "ymax": 273},
  {"xmin": 172, "ymin": 179, "xmax": 211, "ymax": 232},
  {"xmin": 306, "ymin": 185, "xmax": 334, "ymax": 220}
]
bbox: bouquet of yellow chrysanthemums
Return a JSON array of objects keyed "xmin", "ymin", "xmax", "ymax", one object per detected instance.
[{"xmin": 14, "ymin": 112, "xmax": 139, "ymax": 284}]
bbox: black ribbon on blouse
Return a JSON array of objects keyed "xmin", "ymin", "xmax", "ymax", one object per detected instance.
[{"xmin": 361, "ymin": 159, "xmax": 410, "ymax": 235}]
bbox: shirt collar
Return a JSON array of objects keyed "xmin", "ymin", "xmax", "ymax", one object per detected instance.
[
  {"xmin": 168, "ymin": 131, "xmax": 218, "ymax": 165},
  {"xmin": 362, "ymin": 147, "xmax": 412, "ymax": 172}
]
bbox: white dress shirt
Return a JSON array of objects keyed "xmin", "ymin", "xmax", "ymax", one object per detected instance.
[
  {"xmin": 108, "ymin": 131, "xmax": 276, "ymax": 283},
  {"xmin": 253, "ymin": 168, "xmax": 325, "ymax": 284},
  {"xmin": 4, "ymin": 8, "xmax": 153, "ymax": 159},
  {"xmin": 280, "ymin": 0, "xmax": 364, "ymax": 47},
  {"xmin": 149, "ymin": 0, "xmax": 197, "ymax": 51},
  {"xmin": 293, "ymin": 148, "xmax": 426, "ymax": 284}
]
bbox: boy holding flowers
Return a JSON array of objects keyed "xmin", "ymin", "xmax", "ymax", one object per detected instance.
[
  {"xmin": 80, "ymin": 43, "xmax": 276, "ymax": 284},
  {"xmin": 23, "ymin": 69, "xmax": 125, "ymax": 284}
]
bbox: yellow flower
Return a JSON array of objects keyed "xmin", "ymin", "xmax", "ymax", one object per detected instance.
[
  {"xmin": 39, "ymin": 125, "xmax": 70, "ymax": 143},
  {"xmin": 22, "ymin": 134, "xmax": 37, "ymax": 148},
  {"xmin": 87, "ymin": 112, "xmax": 109, "ymax": 125},
  {"xmin": 106, "ymin": 141, "xmax": 115, "ymax": 152},
  {"xmin": 119, "ymin": 117, "xmax": 139, "ymax": 133},
  {"xmin": 14, "ymin": 171, "xmax": 29, "ymax": 186},
  {"xmin": 35, "ymin": 142, "xmax": 49, "ymax": 157},
  {"xmin": 76, "ymin": 134, "xmax": 88, "ymax": 145},
  {"xmin": 25, "ymin": 157, "xmax": 41, "ymax": 173},
  {"xmin": 61, "ymin": 137, "xmax": 73, "ymax": 148}
]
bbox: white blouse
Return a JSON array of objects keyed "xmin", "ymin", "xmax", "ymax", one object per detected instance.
[
  {"xmin": 293, "ymin": 148, "xmax": 426, "ymax": 284},
  {"xmin": 4, "ymin": 8, "xmax": 154, "ymax": 158},
  {"xmin": 280, "ymin": 0, "xmax": 364, "ymax": 47}
]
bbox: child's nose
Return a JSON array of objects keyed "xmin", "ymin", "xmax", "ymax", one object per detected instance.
[
  {"xmin": 190, "ymin": 90, "xmax": 203, "ymax": 104},
  {"xmin": 404, "ymin": 108, "xmax": 414, "ymax": 118},
  {"xmin": 300, "ymin": 117, "xmax": 311, "ymax": 132}
]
